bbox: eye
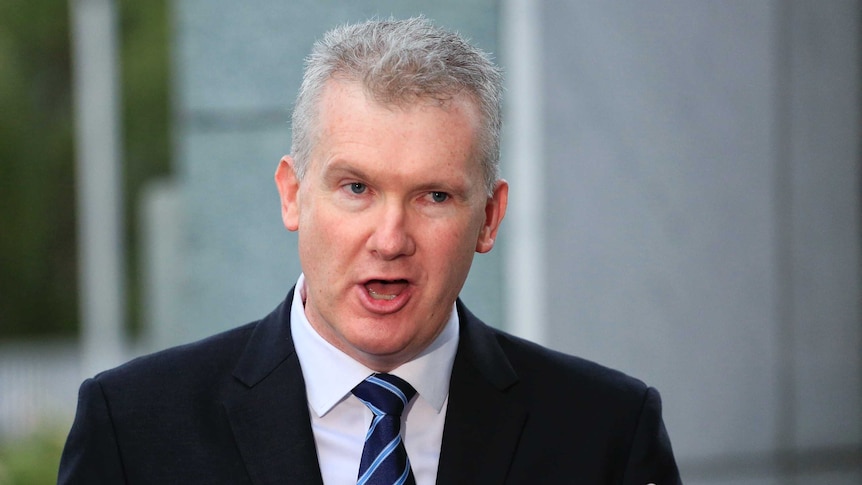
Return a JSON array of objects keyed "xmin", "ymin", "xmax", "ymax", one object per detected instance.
[
  {"xmin": 430, "ymin": 191, "xmax": 449, "ymax": 203},
  {"xmin": 348, "ymin": 182, "xmax": 366, "ymax": 194}
]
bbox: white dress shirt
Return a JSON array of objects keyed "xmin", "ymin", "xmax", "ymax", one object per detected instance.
[{"xmin": 290, "ymin": 274, "xmax": 459, "ymax": 485}]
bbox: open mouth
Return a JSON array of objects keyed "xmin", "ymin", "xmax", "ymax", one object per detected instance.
[{"xmin": 364, "ymin": 279, "xmax": 409, "ymax": 301}]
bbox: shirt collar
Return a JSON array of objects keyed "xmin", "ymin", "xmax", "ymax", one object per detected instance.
[{"xmin": 290, "ymin": 273, "xmax": 459, "ymax": 418}]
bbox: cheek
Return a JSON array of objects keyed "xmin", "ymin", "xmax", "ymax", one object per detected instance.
[
  {"xmin": 297, "ymin": 206, "xmax": 339, "ymax": 272},
  {"xmin": 299, "ymin": 206, "xmax": 366, "ymax": 266},
  {"xmin": 424, "ymin": 221, "xmax": 480, "ymax": 271},
  {"xmin": 299, "ymin": 199, "xmax": 341, "ymax": 243},
  {"xmin": 432, "ymin": 211, "xmax": 485, "ymax": 251}
]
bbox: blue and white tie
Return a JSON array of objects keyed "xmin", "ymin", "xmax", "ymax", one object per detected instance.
[{"xmin": 352, "ymin": 373, "xmax": 417, "ymax": 485}]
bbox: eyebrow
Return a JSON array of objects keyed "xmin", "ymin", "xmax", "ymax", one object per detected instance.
[
  {"xmin": 320, "ymin": 158, "xmax": 475, "ymax": 200},
  {"xmin": 320, "ymin": 160, "xmax": 370, "ymax": 184}
]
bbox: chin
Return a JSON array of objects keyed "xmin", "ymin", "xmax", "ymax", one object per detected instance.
[
  {"xmin": 356, "ymin": 339, "xmax": 407, "ymax": 356},
  {"xmin": 352, "ymin": 337, "xmax": 411, "ymax": 359}
]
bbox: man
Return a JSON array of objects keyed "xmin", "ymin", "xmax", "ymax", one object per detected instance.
[{"xmin": 59, "ymin": 17, "xmax": 681, "ymax": 484}]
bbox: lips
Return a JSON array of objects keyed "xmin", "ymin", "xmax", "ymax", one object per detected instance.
[{"xmin": 364, "ymin": 279, "xmax": 409, "ymax": 300}]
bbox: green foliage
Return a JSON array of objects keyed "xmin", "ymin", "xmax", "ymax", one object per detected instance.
[
  {"xmin": 0, "ymin": 429, "xmax": 66, "ymax": 485},
  {"xmin": 0, "ymin": 0, "xmax": 76, "ymax": 336},
  {"xmin": 0, "ymin": 0, "xmax": 170, "ymax": 337}
]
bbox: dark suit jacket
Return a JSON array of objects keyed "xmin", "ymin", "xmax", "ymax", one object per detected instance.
[{"xmin": 59, "ymin": 290, "xmax": 682, "ymax": 484}]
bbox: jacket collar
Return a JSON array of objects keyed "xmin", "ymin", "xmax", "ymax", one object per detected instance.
[
  {"xmin": 224, "ymin": 288, "xmax": 325, "ymax": 485},
  {"xmin": 435, "ymin": 301, "xmax": 527, "ymax": 484},
  {"xmin": 223, "ymin": 290, "xmax": 526, "ymax": 485}
]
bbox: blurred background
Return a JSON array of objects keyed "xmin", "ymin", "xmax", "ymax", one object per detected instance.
[{"xmin": 0, "ymin": 0, "xmax": 859, "ymax": 484}]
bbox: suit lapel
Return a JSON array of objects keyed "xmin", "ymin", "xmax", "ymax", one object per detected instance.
[
  {"xmin": 220, "ymin": 293, "xmax": 527, "ymax": 484},
  {"xmin": 223, "ymin": 290, "xmax": 324, "ymax": 485},
  {"xmin": 436, "ymin": 302, "xmax": 527, "ymax": 485}
]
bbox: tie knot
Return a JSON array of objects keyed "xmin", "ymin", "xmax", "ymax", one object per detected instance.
[{"xmin": 352, "ymin": 373, "xmax": 416, "ymax": 417}]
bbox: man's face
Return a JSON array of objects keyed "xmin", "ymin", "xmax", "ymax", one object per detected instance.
[{"xmin": 275, "ymin": 79, "xmax": 507, "ymax": 371}]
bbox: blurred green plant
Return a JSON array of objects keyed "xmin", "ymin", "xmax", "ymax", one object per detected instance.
[
  {"xmin": 0, "ymin": 428, "xmax": 66, "ymax": 485},
  {"xmin": 0, "ymin": 0, "xmax": 76, "ymax": 337},
  {"xmin": 0, "ymin": 0, "xmax": 170, "ymax": 337}
]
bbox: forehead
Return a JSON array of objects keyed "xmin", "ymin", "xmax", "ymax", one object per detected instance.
[{"xmin": 310, "ymin": 80, "xmax": 484, "ymax": 181}]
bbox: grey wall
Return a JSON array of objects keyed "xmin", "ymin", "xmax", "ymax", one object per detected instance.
[{"xmin": 540, "ymin": 0, "xmax": 860, "ymax": 483}]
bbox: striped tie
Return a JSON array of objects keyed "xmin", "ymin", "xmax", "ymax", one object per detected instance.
[{"xmin": 352, "ymin": 373, "xmax": 417, "ymax": 485}]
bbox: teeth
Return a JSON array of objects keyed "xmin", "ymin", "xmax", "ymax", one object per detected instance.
[{"xmin": 368, "ymin": 288, "xmax": 396, "ymax": 301}]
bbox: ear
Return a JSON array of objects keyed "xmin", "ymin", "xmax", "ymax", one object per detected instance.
[
  {"xmin": 475, "ymin": 179, "xmax": 508, "ymax": 253},
  {"xmin": 275, "ymin": 155, "xmax": 301, "ymax": 231}
]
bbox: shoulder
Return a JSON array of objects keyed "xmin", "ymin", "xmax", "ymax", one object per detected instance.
[
  {"xmin": 93, "ymin": 293, "xmax": 295, "ymax": 396},
  {"xmin": 448, "ymin": 305, "xmax": 681, "ymax": 481},
  {"xmin": 492, "ymin": 326, "xmax": 648, "ymax": 400},
  {"xmin": 456, "ymin": 303, "xmax": 651, "ymax": 415},
  {"xmin": 91, "ymin": 320, "xmax": 261, "ymax": 402},
  {"xmin": 457, "ymin": 301, "xmax": 648, "ymax": 400}
]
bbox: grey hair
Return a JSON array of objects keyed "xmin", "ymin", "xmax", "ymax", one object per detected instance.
[{"xmin": 290, "ymin": 17, "xmax": 503, "ymax": 195}]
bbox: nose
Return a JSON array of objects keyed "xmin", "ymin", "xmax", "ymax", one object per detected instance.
[{"xmin": 367, "ymin": 202, "xmax": 415, "ymax": 260}]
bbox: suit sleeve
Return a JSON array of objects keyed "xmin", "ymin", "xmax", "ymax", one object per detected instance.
[
  {"xmin": 622, "ymin": 387, "xmax": 682, "ymax": 485},
  {"xmin": 57, "ymin": 378, "xmax": 127, "ymax": 485}
]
